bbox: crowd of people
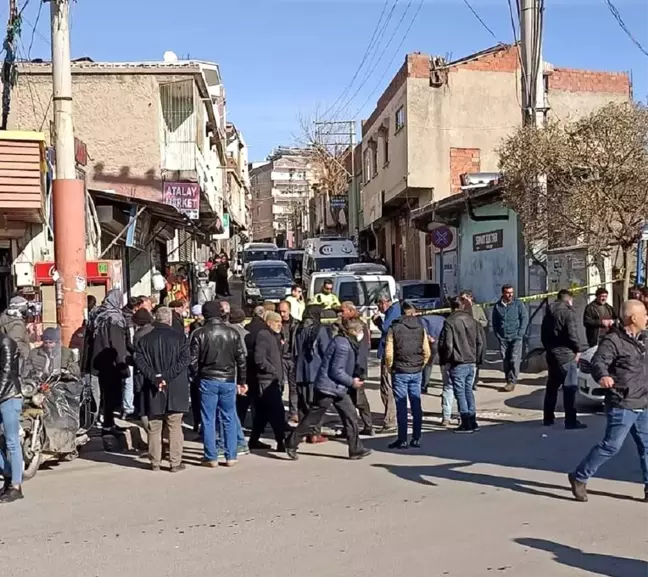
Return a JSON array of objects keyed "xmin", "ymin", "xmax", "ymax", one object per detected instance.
[{"xmin": 0, "ymin": 277, "xmax": 646, "ymax": 505}]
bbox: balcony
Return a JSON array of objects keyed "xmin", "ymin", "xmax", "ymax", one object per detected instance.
[{"xmin": 0, "ymin": 132, "xmax": 46, "ymax": 238}]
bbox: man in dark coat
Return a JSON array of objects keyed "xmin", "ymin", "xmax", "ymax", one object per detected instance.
[
  {"xmin": 239, "ymin": 306, "xmax": 266, "ymax": 427},
  {"xmin": 569, "ymin": 299, "xmax": 648, "ymax": 502},
  {"xmin": 131, "ymin": 308, "xmax": 155, "ymax": 421},
  {"xmin": 134, "ymin": 307, "xmax": 191, "ymax": 472},
  {"xmin": 583, "ymin": 287, "xmax": 617, "ymax": 348},
  {"xmin": 250, "ymin": 312, "xmax": 286, "ymax": 451},
  {"xmin": 541, "ymin": 289, "xmax": 586, "ymax": 430},
  {"xmin": 286, "ymin": 319, "xmax": 372, "ymax": 461},
  {"xmin": 278, "ymin": 300, "xmax": 299, "ymax": 425},
  {"xmin": 82, "ymin": 289, "xmax": 129, "ymax": 433},
  {"xmin": 168, "ymin": 300, "xmax": 186, "ymax": 335},
  {"xmin": 438, "ymin": 297, "xmax": 484, "ymax": 433}
]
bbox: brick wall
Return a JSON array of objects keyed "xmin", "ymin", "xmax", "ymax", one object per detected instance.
[
  {"xmin": 548, "ymin": 68, "xmax": 630, "ymax": 95},
  {"xmin": 450, "ymin": 148, "xmax": 481, "ymax": 193},
  {"xmin": 362, "ymin": 53, "xmax": 430, "ymax": 136},
  {"xmin": 449, "ymin": 45, "xmax": 519, "ymax": 73}
]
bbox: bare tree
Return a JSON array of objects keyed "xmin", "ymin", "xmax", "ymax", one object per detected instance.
[
  {"xmin": 498, "ymin": 101, "xmax": 648, "ymax": 295},
  {"xmin": 297, "ymin": 111, "xmax": 351, "ymax": 232}
]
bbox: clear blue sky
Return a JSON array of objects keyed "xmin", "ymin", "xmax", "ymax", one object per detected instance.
[{"xmin": 11, "ymin": 0, "xmax": 648, "ymax": 161}]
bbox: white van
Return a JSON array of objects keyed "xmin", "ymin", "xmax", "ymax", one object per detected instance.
[
  {"xmin": 307, "ymin": 272, "xmax": 397, "ymax": 339},
  {"xmin": 302, "ymin": 236, "xmax": 358, "ymax": 290}
]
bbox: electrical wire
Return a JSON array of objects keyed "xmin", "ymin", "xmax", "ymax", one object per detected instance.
[
  {"xmin": 319, "ymin": 0, "xmax": 391, "ymax": 120},
  {"xmin": 353, "ymin": 0, "xmax": 424, "ymax": 118},
  {"xmin": 328, "ymin": 0, "xmax": 401, "ymax": 121},
  {"xmin": 460, "ymin": 0, "xmax": 500, "ymax": 43},
  {"xmin": 333, "ymin": 0, "xmax": 415, "ymax": 121},
  {"xmin": 26, "ymin": 0, "xmax": 43, "ymax": 58},
  {"xmin": 602, "ymin": 0, "xmax": 648, "ymax": 58}
]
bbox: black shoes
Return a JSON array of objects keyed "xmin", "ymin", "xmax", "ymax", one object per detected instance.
[
  {"xmin": 285, "ymin": 447, "xmax": 299, "ymax": 461},
  {"xmin": 388, "ymin": 440, "xmax": 409, "ymax": 450},
  {"xmin": 170, "ymin": 463, "xmax": 186, "ymax": 473},
  {"xmin": 568, "ymin": 473, "xmax": 588, "ymax": 502},
  {"xmin": 454, "ymin": 415, "xmax": 479, "ymax": 434},
  {"xmin": 349, "ymin": 448, "xmax": 373, "ymax": 460},
  {"xmin": 409, "ymin": 439, "xmax": 421, "ymax": 449},
  {"xmin": 0, "ymin": 486, "xmax": 24, "ymax": 504},
  {"xmin": 360, "ymin": 428, "xmax": 375, "ymax": 437},
  {"xmin": 248, "ymin": 440, "xmax": 272, "ymax": 451}
]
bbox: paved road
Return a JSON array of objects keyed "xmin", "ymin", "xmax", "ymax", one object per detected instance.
[{"xmin": 2, "ymin": 361, "xmax": 647, "ymax": 577}]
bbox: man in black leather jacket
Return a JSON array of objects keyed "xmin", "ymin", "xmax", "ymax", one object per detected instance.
[
  {"xmin": 190, "ymin": 300, "xmax": 247, "ymax": 467},
  {"xmin": 0, "ymin": 334, "xmax": 24, "ymax": 503}
]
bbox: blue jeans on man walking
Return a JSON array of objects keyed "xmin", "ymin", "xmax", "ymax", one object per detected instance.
[
  {"xmin": 199, "ymin": 379, "xmax": 238, "ymax": 462},
  {"xmin": 216, "ymin": 411, "xmax": 247, "ymax": 454},
  {"xmin": 392, "ymin": 372, "xmax": 423, "ymax": 442},
  {"xmin": 573, "ymin": 407, "xmax": 648, "ymax": 485},
  {"xmin": 448, "ymin": 364, "xmax": 477, "ymax": 417},
  {"xmin": 0, "ymin": 398, "xmax": 24, "ymax": 486}
]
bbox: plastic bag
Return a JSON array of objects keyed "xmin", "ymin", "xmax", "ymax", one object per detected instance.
[{"xmin": 42, "ymin": 375, "xmax": 83, "ymax": 453}]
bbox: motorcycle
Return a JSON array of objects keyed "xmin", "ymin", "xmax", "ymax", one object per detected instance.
[{"xmin": 1, "ymin": 370, "xmax": 95, "ymax": 480}]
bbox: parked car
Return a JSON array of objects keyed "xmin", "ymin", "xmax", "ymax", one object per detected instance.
[
  {"xmin": 576, "ymin": 346, "xmax": 606, "ymax": 407},
  {"xmin": 342, "ymin": 262, "xmax": 388, "ymax": 274},
  {"xmin": 396, "ymin": 280, "xmax": 443, "ymax": 311},
  {"xmin": 243, "ymin": 260, "xmax": 293, "ymax": 310}
]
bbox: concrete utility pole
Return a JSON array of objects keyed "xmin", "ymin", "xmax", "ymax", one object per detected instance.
[
  {"xmin": 519, "ymin": 0, "xmax": 545, "ymax": 127},
  {"xmin": 50, "ymin": 0, "xmax": 87, "ymax": 345}
]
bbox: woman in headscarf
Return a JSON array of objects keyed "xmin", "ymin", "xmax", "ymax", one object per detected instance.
[
  {"xmin": 292, "ymin": 304, "xmax": 330, "ymax": 442},
  {"xmin": 82, "ymin": 290, "xmax": 129, "ymax": 434}
]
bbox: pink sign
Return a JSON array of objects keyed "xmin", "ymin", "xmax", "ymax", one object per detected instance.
[{"xmin": 163, "ymin": 182, "xmax": 200, "ymax": 219}]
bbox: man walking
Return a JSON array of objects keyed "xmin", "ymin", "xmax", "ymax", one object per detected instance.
[
  {"xmin": 190, "ymin": 301, "xmax": 247, "ymax": 467},
  {"xmin": 278, "ymin": 300, "xmax": 299, "ymax": 426},
  {"xmin": 374, "ymin": 293, "xmax": 401, "ymax": 433},
  {"xmin": 286, "ymin": 319, "xmax": 372, "ymax": 461},
  {"xmin": 0, "ymin": 333, "xmax": 23, "ymax": 503},
  {"xmin": 460, "ymin": 289, "xmax": 488, "ymax": 391},
  {"xmin": 583, "ymin": 287, "xmax": 616, "ymax": 348},
  {"xmin": 438, "ymin": 297, "xmax": 484, "ymax": 433},
  {"xmin": 134, "ymin": 307, "xmax": 191, "ymax": 472},
  {"xmin": 250, "ymin": 312, "xmax": 286, "ymax": 452},
  {"xmin": 492, "ymin": 284, "xmax": 528, "ymax": 392},
  {"xmin": 240, "ymin": 306, "xmax": 266, "ymax": 428},
  {"xmin": 541, "ymin": 289, "xmax": 586, "ymax": 430},
  {"xmin": 568, "ymin": 299, "xmax": 648, "ymax": 502},
  {"xmin": 385, "ymin": 302, "xmax": 431, "ymax": 449}
]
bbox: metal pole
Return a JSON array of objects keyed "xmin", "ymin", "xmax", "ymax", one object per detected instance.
[
  {"xmin": 519, "ymin": 0, "xmax": 543, "ymax": 127},
  {"xmin": 51, "ymin": 0, "xmax": 87, "ymax": 345}
]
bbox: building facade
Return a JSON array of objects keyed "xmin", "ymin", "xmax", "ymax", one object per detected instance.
[
  {"xmin": 6, "ymin": 55, "xmax": 232, "ymax": 299},
  {"xmin": 225, "ymin": 122, "xmax": 251, "ymax": 254},
  {"xmin": 360, "ymin": 44, "xmax": 631, "ymax": 281},
  {"xmin": 249, "ymin": 147, "xmax": 315, "ymax": 246}
]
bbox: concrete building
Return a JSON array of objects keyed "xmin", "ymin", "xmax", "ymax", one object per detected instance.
[
  {"xmin": 249, "ymin": 147, "xmax": 315, "ymax": 246},
  {"xmin": 6, "ymin": 55, "xmax": 230, "ymax": 298},
  {"xmin": 225, "ymin": 122, "xmax": 251, "ymax": 253},
  {"xmin": 360, "ymin": 44, "xmax": 631, "ymax": 282}
]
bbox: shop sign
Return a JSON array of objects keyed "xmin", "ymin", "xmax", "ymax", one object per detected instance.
[
  {"xmin": 473, "ymin": 229, "xmax": 504, "ymax": 252},
  {"xmin": 163, "ymin": 182, "xmax": 200, "ymax": 220}
]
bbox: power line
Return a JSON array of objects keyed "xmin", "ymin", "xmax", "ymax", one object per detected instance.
[
  {"xmin": 353, "ymin": 0, "xmax": 425, "ymax": 118},
  {"xmin": 602, "ymin": 0, "xmax": 648, "ymax": 58},
  {"xmin": 460, "ymin": 0, "xmax": 500, "ymax": 42},
  {"xmin": 328, "ymin": 0, "xmax": 400, "ymax": 121},
  {"xmin": 26, "ymin": 0, "xmax": 44, "ymax": 58},
  {"xmin": 334, "ymin": 0, "xmax": 415, "ymax": 120},
  {"xmin": 320, "ymin": 0, "xmax": 391, "ymax": 119}
]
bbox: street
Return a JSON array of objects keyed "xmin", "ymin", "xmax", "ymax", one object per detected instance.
[{"xmin": 1, "ymin": 357, "xmax": 646, "ymax": 577}]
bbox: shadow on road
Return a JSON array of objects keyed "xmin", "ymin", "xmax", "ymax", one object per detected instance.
[
  {"xmin": 364, "ymin": 415, "xmax": 646, "ymax": 487},
  {"xmin": 515, "ymin": 538, "xmax": 648, "ymax": 577}
]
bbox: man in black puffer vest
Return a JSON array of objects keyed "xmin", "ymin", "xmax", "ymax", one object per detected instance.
[{"xmin": 385, "ymin": 302, "xmax": 431, "ymax": 449}]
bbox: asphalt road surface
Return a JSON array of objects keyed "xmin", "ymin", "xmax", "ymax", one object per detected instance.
[{"xmin": 2, "ymin": 360, "xmax": 647, "ymax": 577}]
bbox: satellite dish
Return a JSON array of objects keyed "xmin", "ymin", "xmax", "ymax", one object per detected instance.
[{"xmin": 163, "ymin": 51, "xmax": 178, "ymax": 63}]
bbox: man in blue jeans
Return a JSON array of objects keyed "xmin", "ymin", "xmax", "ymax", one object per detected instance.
[
  {"xmin": 569, "ymin": 299, "xmax": 648, "ymax": 502},
  {"xmin": 385, "ymin": 302, "xmax": 431, "ymax": 449},
  {"xmin": 190, "ymin": 301, "xmax": 247, "ymax": 467},
  {"xmin": 492, "ymin": 284, "xmax": 528, "ymax": 393},
  {"xmin": 0, "ymin": 333, "xmax": 23, "ymax": 503},
  {"xmin": 438, "ymin": 297, "xmax": 484, "ymax": 434}
]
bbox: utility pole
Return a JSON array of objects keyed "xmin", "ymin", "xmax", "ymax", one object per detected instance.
[
  {"xmin": 50, "ymin": 0, "xmax": 87, "ymax": 345},
  {"xmin": 519, "ymin": 0, "xmax": 545, "ymax": 127}
]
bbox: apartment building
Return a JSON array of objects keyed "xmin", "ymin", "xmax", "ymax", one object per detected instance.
[{"xmin": 361, "ymin": 44, "xmax": 631, "ymax": 281}]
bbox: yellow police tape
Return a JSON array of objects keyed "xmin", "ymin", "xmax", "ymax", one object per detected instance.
[
  {"xmin": 414, "ymin": 279, "xmax": 623, "ymax": 316},
  {"xmin": 241, "ymin": 279, "xmax": 623, "ymax": 323}
]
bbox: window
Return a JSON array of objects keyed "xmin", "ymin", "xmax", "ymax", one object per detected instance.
[
  {"xmin": 371, "ymin": 141, "xmax": 378, "ymax": 178},
  {"xmin": 383, "ymin": 133, "xmax": 389, "ymax": 166},
  {"xmin": 338, "ymin": 280, "xmax": 391, "ymax": 307},
  {"xmin": 363, "ymin": 148, "xmax": 372, "ymax": 184},
  {"xmin": 395, "ymin": 106, "xmax": 405, "ymax": 132}
]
